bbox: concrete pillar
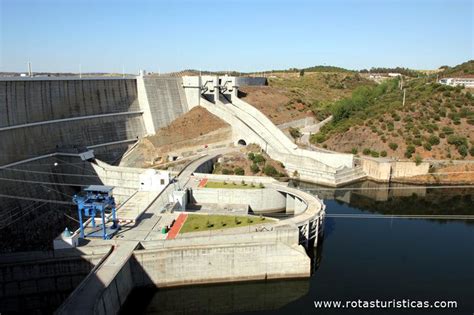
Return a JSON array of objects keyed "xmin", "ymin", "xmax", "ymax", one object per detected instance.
[
  {"xmin": 214, "ymin": 75, "xmax": 220, "ymax": 103},
  {"xmin": 285, "ymin": 193, "xmax": 295, "ymax": 214},
  {"xmin": 136, "ymin": 75, "xmax": 156, "ymax": 135},
  {"xmin": 198, "ymin": 75, "xmax": 202, "ymax": 106}
]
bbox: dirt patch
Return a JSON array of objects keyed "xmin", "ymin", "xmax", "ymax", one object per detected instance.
[
  {"xmin": 239, "ymin": 86, "xmax": 313, "ymax": 125},
  {"xmin": 120, "ymin": 106, "xmax": 230, "ymax": 167}
]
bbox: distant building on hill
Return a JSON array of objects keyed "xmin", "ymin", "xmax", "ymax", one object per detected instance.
[{"xmin": 439, "ymin": 76, "xmax": 474, "ymax": 88}]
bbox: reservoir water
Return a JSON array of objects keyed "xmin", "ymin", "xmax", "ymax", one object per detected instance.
[{"xmin": 121, "ymin": 182, "xmax": 474, "ymax": 314}]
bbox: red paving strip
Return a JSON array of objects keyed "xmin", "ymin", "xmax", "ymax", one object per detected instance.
[
  {"xmin": 198, "ymin": 178, "xmax": 208, "ymax": 188},
  {"xmin": 166, "ymin": 213, "xmax": 188, "ymax": 240}
]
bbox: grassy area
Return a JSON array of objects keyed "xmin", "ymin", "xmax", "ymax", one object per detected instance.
[
  {"xmin": 204, "ymin": 181, "xmax": 264, "ymax": 189},
  {"xmin": 180, "ymin": 214, "xmax": 272, "ymax": 233}
]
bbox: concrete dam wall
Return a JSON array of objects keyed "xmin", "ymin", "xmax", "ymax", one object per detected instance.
[
  {"xmin": 0, "ymin": 76, "xmax": 190, "ymax": 166},
  {"xmin": 0, "ymin": 78, "xmax": 147, "ymax": 166}
]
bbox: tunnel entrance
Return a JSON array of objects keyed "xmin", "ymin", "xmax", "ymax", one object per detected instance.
[{"xmin": 237, "ymin": 139, "xmax": 247, "ymax": 146}]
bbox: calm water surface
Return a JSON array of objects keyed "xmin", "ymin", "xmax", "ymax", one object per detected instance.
[{"xmin": 122, "ymin": 183, "xmax": 474, "ymax": 314}]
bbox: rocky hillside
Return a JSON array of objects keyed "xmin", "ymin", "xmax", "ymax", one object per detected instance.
[
  {"xmin": 240, "ymin": 71, "xmax": 374, "ymax": 125},
  {"xmin": 313, "ymin": 67, "xmax": 474, "ymax": 160}
]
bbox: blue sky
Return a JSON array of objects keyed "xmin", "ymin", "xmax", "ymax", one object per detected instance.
[{"xmin": 0, "ymin": 0, "xmax": 472, "ymax": 73}]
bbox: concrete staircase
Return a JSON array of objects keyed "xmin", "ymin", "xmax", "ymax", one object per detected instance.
[{"xmin": 199, "ymin": 93, "xmax": 367, "ymax": 186}]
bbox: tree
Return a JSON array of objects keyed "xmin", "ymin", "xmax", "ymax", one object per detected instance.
[
  {"xmin": 299, "ymin": 69, "xmax": 305, "ymax": 77},
  {"xmin": 289, "ymin": 127, "xmax": 302, "ymax": 139},
  {"xmin": 250, "ymin": 163, "xmax": 260, "ymax": 174},
  {"xmin": 389, "ymin": 143, "xmax": 398, "ymax": 151}
]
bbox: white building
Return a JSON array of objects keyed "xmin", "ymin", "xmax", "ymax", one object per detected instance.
[
  {"xmin": 139, "ymin": 169, "xmax": 170, "ymax": 192},
  {"xmin": 439, "ymin": 77, "xmax": 474, "ymax": 88}
]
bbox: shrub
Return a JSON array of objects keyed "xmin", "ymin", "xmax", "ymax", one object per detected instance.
[
  {"xmin": 222, "ymin": 168, "xmax": 233, "ymax": 175},
  {"xmin": 312, "ymin": 133, "xmax": 327, "ymax": 143},
  {"xmin": 371, "ymin": 151, "xmax": 380, "ymax": 158},
  {"xmin": 428, "ymin": 135, "xmax": 440, "ymax": 145},
  {"xmin": 405, "ymin": 145, "xmax": 416, "ymax": 158},
  {"xmin": 413, "ymin": 138, "xmax": 422, "ymax": 146},
  {"xmin": 415, "ymin": 155, "xmax": 423, "ymax": 165},
  {"xmin": 423, "ymin": 142, "xmax": 432, "ymax": 151},
  {"xmin": 447, "ymin": 135, "xmax": 468, "ymax": 147},
  {"xmin": 247, "ymin": 152, "xmax": 255, "ymax": 161},
  {"xmin": 289, "ymin": 127, "xmax": 302, "ymax": 139},
  {"xmin": 234, "ymin": 167, "xmax": 245, "ymax": 175},
  {"xmin": 389, "ymin": 142, "xmax": 398, "ymax": 151},
  {"xmin": 351, "ymin": 148, "xmax": 358, "ymax": 154},
  {"xmin": 250, "ymin": 163, "xmax": 260, "ymax": 174},
  {"xmin": 253, "ymin": 154, "xmax": 266, "ymax": 164},
  {"xmin": 380, "ymin": 150, "xmax": 387, "ymax": 157},
  {"xmin": 363, "ymin": 148, "xmax": 371, "ymax": 155},
  {"xmin": 263, "ymin": 165, "xmax": 278, "ymax": 177},
  {"xmin": 458, "ymin": 145, "xmax": 468, "ymax": 157}
]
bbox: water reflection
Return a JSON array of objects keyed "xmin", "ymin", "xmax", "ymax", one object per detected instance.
[
  {"xmin": 121, "ymin": 280, "xmax": 310, "ymax": 315},
  {"xmin": 291, "ymin": 180, "xmax": 474, "ymax": 222}
]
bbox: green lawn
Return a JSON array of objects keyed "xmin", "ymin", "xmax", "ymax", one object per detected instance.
[
  {"xmin": 204, "ymin": 181, "xmax": 264, "ymax": 189},
  {"xmin": 180, "ymin": 214, "xmax": 272, "ymax": 233}
]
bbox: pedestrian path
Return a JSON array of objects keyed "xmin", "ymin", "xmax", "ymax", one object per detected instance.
[{"xmin": 166, "ymin": 213, "xmax": 188, "ymax": 240}]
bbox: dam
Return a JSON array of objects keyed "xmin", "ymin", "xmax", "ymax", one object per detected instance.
[{"xmin": 0, "ymin": 73, "xmax": 386, "ymax": 314}]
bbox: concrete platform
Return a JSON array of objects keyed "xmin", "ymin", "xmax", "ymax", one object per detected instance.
[{"xmin": 116, "ymin": 191, "xmax": 160, "ymax": 223}]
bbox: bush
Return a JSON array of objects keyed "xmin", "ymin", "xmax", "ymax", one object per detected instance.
[
  {"xmin": 250, "ymin": 163, "xmax": 260, "ymax": 174},
  {"xmin": 263, "ymin": 165, "xmax": 278, "ymax": 177},
  {"xmin": 222, "ymin": 168, "xmax": 233, "ymax": 175},
  {"xmin": 413, "ymin": 138, "xmax": 422, "ymax": 146},
  {"xmin": 234, "ymin": 167, "xmax": 245, "ymax": 175},
  {"xmin": 289, "ymin": 127, "xmax": 302, "ymax": 139},
  {"xmin": 458, "ymin": 145, "xmax": 468, "ymax": 157},
  {"xmin": 428, "ymin": 135, "xmax": 440, "ymax": 145},
  {"xmin": 405, "ymin": 145, "xmax": 416, "ymax": 158},
  {"xmin": 253, "ymin": 154, "xmax": 266, "ymax": 164},
  {"xmin": 351, "ymin": 148, "xmax": 358, "ymax": 154},
  {"xmin": 380, "ymin": 150, "xmax": 387, "ymax": 157},
  {"xmin": 363, "ymin": 148, "xmax": 371, "ymax": 155},
  {"xmin": 447, "ymin": 135, "xmax": 468, "ymax": 147},
  {"xmin": 247, "ymin": 152, "xmax": 255, "ymax": 161},
  {"xmin": 423, "ymin": 142, "xmax": 432, "ymax": 151},
  {"xmin": 389, "ymin": 142, "xmax": 398, "ymax": 151},
  {"xmin": 371, "ymin": 151, "xmax": 380, "ymax": 158},
  {"xmin": 312, "ymin": 133, "xmax": 327, "ymax": 143},
  {"xmin": 415, "ymin": 155, "xmax": 423, "ymax": 165}
]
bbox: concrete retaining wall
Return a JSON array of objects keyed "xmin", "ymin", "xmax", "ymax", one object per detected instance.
[
  {"xmin": 235, "ymin": 77, "xmax": 267, "ymax": 86},
  {"xmin": 131, "ymin": 242, "xmax": 310, "ymax": 288},
  {"xmin": 391, "ymin": 161, "xmax": 430, "ymax": 178},
  {"xmin": 191, "ymin": 188, "xmax": 287, "ymax": 212},
  {"xmin": 361, "ymin": 158, "xmax": 392, "ymax": 182}
]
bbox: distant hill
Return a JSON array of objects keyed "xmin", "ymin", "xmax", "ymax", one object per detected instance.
[{"xmin": 439, "ymin": 60, "xmax": 474, "ymax": 77}]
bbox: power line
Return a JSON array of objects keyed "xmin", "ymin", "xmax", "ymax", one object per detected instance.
[
  {"xmin": 0, "ymin": 193, "xmax": 74, "ymax": 205},
  {"xmin": 301, "ymin": 184, "xmax": 474, "ymax": 192},
  {"xmin": 0, "ymin": 176, "xmax": 89, "ymax": 187},
  {"xmin": 0, "ymin": 167, "xmax": 100, "ymax": 178}
]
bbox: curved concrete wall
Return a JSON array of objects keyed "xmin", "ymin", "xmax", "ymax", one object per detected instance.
[{"xmin": 191, "ymin": 188, "xmax": 287, "ymax": 213}]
